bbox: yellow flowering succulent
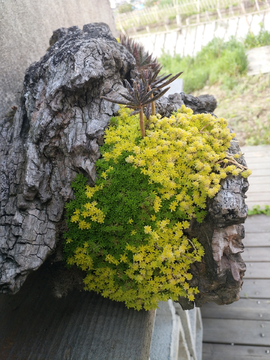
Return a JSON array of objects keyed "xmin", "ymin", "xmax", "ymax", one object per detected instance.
[{"xmin": 64, "ymin": 105, "xmax": 251, "ymax": 311}]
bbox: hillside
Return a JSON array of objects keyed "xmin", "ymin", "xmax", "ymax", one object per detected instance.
[{"xmin": 192, "ymin": 73, "xmax": 270, "ymax": 146}]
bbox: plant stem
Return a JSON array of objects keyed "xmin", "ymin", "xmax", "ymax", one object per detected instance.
[
  {"xmin": 151, "ymin": 96, "xmax": 155, "ymax": 116},
  {"xmin": 140, "ymin": 107, "xmax": 145, "ymax": 138}
]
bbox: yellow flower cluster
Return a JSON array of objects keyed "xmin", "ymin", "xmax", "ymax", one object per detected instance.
[
  {"xmin": 82, "ymin": 225, "xmax": 203, "ymax": 310},
  {"xmin": 67, "ymin": 242, "xmax": 93, "ymax": 271},
  {"xmin": 103, "ymin": 106, "xmax": 248, "ymax": 218},
  {"xmin": 70, "ymin": 185, "xmax": 105, "ymax": 230},
  {"xmin": 66, "ymin": 105, "xmax": 251, "ymax": 311}
]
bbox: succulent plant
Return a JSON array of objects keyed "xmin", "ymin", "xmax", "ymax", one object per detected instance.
[
  {"xmin": 140, "ymin": 66, "xmax": 183, "ymax": 117},
  {"xmin": 120, "ymin": 34, "xmax": 157, "ymax": 70},
  {"xmin": 102, "ymin": 66, "xmax": 183, "ymax": 137},
  {"xmin": 102, "ymin": 77, "xmax": 169, "ymax": 137},
  {"xmin": 102, "ymin": 38, "xmax": 183, "ymax": 137}
]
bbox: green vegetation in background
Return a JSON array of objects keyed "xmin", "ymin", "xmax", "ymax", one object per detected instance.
[
  {"xmin": 158, "ymin": 29, "xmax": 270, "ymax": 146},
  {"xmin": 159, "ymin": 27, "xmax": 270, "ymax": 93},
  {"xmin": 144, "ymin": 0, "xmax": 157, "ymax": 7},
  {"xmin": 159, "ymin": 37, "xmax": 248, "ymax": 93},
  {"xmin": 118, "ymin": 2, "xmax": 134, "ymax": 13},
  {"xmin": 244, "ymin": 23, "xmax": 270, "ymax": 49},
  {"xmin": 248, "ymin": 205, "xmax": 270, "ymax": 216},
  {"xmin": 198, "ymin": 73, "xmax": 270, "ymax": 146},
  {"xmin": 115, "ymin": 0, "xmax": 246, "ymax": 31},
  {"xmin": 244, "ymin": 114, "xmax": 270, "ymax": 145},
  {"xmin": 158, "ymin": 0, "xmax": 199, "ymax": 12}
]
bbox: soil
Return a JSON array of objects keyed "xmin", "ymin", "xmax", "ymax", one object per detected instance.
[{"xmin": 192, "ymin": 73, "xmax": 270, "ymax": 146}]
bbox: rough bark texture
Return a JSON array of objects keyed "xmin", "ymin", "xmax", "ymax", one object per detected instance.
[
  {"xmin": 155, "ymin": 93, "xmax": 217, "ymax": 118},
  {"xmin": 0, "ymin": 23, "xmax": 248, "ymax": 309},
  {"xmin": 179, "ymin": 141, "xmax": 248, "ymax": 309},
  {"xmin": 0, "ymin": 23, "xmax": 135, "ymax": 293}
]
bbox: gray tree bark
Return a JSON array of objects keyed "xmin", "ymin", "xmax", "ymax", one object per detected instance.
[
  {"xmin": 0, "ymin": 23, "xmax": 135, "ymax": 293},
  {"xmin": 181, "ymin": 142, "xmax": 248, "ymax": 309},
  {"xmin": 0, "ymin": 23, "xmax": 248, "ymax": 310}
]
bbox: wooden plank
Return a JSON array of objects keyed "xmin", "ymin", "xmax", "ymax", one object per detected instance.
[
  {"xmin": 245, "ymin": 157, "xmax": 270, "ymax": 165},
  {"xmin": 240, "ymin": 279, "xmax": 270, "ymax": 299},
  {"xmin": 246, "ymin": 197, "xmax": 270, "ymax": 206},
  {"xmin": 244, "ymin": 262, "xmax": 270, "ymax": 278},
  {"xmin": 245, "ymin": 154, "xmax": 270, "ymax": 160},
  {"xmin": 245, "ymin": 152, "xmax": 270, "ymax": 158},
  {"xmin": 247, "ymin": 192, "xmax": 270, "ymax": 199},
  {"xmin": 247, "ymin": 200, "xmax": 270, "ymax": 208},
  {"xmin": 244, "ymin": 233, "xmax": 270, "ymax": 247},
  {"xmin": 242, "ymin": 145, "xmax": 270, "ymax": 154},
  {"xmin": 201, "ymin": 298, "xmax": 270, "ymax": 320},
  {"xmin": 246, "ymin": 159, "xmax": 270, "ymax": 168},
  {"xmin": 247, "ymin": 195, "xmax": 270, "ymax": 204},
  {"xmin": 248, "ymin": 183, "xmax": 270, "ymax": 192},
  {"xmin": 203, "ymin": 318, "xmax": 270, "ymax": 346},
  {"xmin": 0, "ymin": 262, "xmax": 156, "ymax": 360},
  {"xmin": 245, "ymin": 151, "xmax": 270, "ymax": 158},
  {"xmin": 248, "ymin": 179, "xmax": 270, "ymax": 187},
  {"xmin": 247, "ymin": 167, "xmax": 270, "ymax": 176},
  {"xmin": 244, "ymin": 215, "xmax": 270, "ymax": 233},
  {"xmin": 242, "ymin": 247, "xmax": 270, "ymax": 262},
  {"xmin": 248, "ymin": 177, "xmax": 270, "ymax": 185},
  {"xmin": 248, "ymin": 168, "xmax": 270, "ymax": 176},
  {"xmin": 243, "ymin": 155, "xmax": 270, "ymax": 161},
  {"xmin": 203, "ymin": 343, "xmax": 270, "ymax": 360},
  {"xmin": 248, "ymin": 184, "xmax": 270, "ymax": 192},
  {"xmin": 246, "ymin": 192, "xmax": 270, "ymax": 201}
]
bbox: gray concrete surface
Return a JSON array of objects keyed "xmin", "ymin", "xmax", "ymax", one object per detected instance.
[
  {"xmin": 0, "ymin": 261, "xmax": 155, "ymax": 360},
  {"xmin": 133, "ymin": 11, "xmax": 270, "ymax": 58},
  {"xmin": 150, "ymin": 300, "xmax": 203, "ymax": 360},
  {"xmin": 247, "ymin": 46, "xmax": 270, "ymax": 76},
  {"xmin": 0, "ymin": 0, "xmax": 117, "ymax": 118}
]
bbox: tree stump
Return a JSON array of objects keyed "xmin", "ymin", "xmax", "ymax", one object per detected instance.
[{"xmin": 0, "ymin": 23, "xmax": 248, "ymax": 310}]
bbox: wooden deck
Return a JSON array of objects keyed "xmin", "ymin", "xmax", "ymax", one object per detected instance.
[
  {"xmin": 201, "ymin": 145, "xmax": 270, "ymax": 360},
  {"xmin": 243, "ymin": 145, "xmax": 270, "ymax": 209}
]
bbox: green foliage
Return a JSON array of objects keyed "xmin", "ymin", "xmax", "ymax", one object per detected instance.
[
  {"xmin": 118, "ymin": 2, "xmax": 134, "ymax": 13},
  {"xmin": 158, "ymin": 27, "xmax": 270, "ymax": 93},
  {"xmin": 64, "ymin": 106, "xmax": 251, "ymax": 311},
  {"xmin": 245, "ymin": 115, "xmax": 270, "ymax": 145},
  {"xmin": 159, "ymin": 37, "xmax": 248, "ymax": 93},
  {"xmin": 144, "ymin": 0, "xmax": 157, "ymax": 8},
  {"xmin": 244, "ymin": 25, "xmax": 270, "ymax": 49},
  {"xmin": 248, "ymin": 205, "xmax": 270, "ymax": 216}
]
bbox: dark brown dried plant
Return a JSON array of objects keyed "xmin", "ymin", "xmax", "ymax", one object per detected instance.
[
  {"xmin": 120, "ymin": 34, "xmax": 157, "ymax": 70},
  {"xmin": 101, "ymin": 67, "xmax": 182, "ymax": 138},
  {"xmin": 141, "ymin": 65, "xmax": 183, "ymax": 117},
  {"xmin": 102, "ymin": 77, "xmax": 168, "ymax": 137},
  {"xmin": 102, "ymin": 38, "xmax": 183, "ymax": 138}
]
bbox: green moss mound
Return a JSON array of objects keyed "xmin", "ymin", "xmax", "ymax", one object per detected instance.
[{"xmin": 64, "ymin": 105, "xmax": 251, "ymax": 310}]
